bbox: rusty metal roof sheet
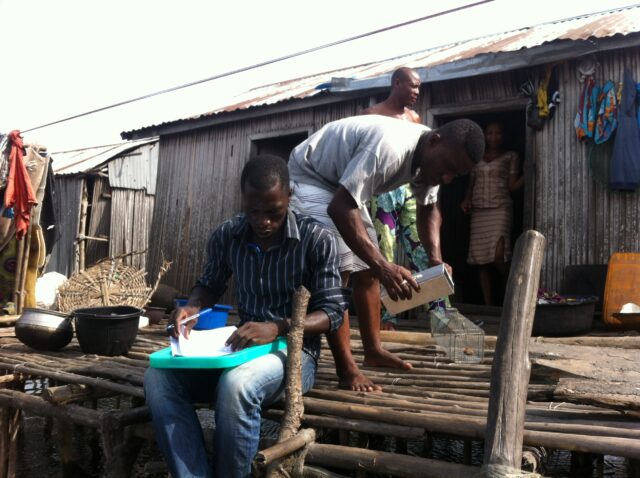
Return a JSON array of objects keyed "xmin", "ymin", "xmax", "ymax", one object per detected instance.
[
  {"xmin": 52, "ymin": 137, "xmax": 158, "ymax": 175},
  {"xmin": 123, "ymin": 5, "xmax": 640, "ymax": 139}
]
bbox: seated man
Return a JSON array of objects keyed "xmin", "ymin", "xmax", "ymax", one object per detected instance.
[{"xmin": 144, "ymin": 155, "xmax": 348, "ymax": 478}]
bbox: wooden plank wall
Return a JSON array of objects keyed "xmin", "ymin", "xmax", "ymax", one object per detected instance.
[
  {"xmin": 147, "ymin": 45, "xmax": 640, "ymax": 295},
  {"xmin": 45, "ymin": 176, "xmax": 84, "ymax": 277},
  {"xmin": 147, "ymin": 100, "xmax": 366, "ymax": 295},
  {"xmin": 85, "ymin": 177, "xmax": 111, "ymax": 267},
  {"xmin": 535, "ymin": 49, "xmax": 640, "ymax": 290},
  {"xmin": 109, "ymin": 189, "xmax": 155, "ymax": 270}
]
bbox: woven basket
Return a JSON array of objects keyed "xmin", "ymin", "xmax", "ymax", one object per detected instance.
[{"xmin": 57, "ymin": 257, "xmax": 170, "ymax": 313}]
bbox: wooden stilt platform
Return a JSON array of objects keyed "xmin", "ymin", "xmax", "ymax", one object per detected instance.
[{"xmin": 0, "ymin": 316, "xmax": 637, "ymax": 476}]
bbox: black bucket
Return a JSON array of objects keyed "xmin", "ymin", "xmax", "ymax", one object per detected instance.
[{"xmin": 73, "ymin": 306, "xmax": 142, "ymax": 356}]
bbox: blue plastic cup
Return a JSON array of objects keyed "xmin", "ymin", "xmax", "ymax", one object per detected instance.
[{"xmin": 193, "ymin": 304, "xmax": 233, "ymax": 330}]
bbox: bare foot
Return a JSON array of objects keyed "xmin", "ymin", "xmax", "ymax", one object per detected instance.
[
  {"xmin": 338, "ymin": 371, "xmax": 382, "ymax": 392},
  {"xmin": 363, "ymin": 347, "xmax": 412, "ymax": 370},
  {"xmin": 380, "ymin": 321, "xmax": 396, "ymax": 331}
]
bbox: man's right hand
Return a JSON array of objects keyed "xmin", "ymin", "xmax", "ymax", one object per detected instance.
[
  {"xmin": 169, "ymin": 305, "xmax": 200, "ymax": 339},
  {"xmin": 374, "ymin": 261, "xmax": 419, "ymax": 301}
]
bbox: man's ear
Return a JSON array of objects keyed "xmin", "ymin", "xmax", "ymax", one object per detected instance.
[{"xmin": 427, "ymin": 132, "xmax": 442, "ymax": 145}]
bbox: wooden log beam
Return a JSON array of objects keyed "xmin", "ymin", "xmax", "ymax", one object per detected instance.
[
  {"xmin": 0, "ymin": 389, "xmax": 100, "ymax": 428},
  {"xmin": 0, "ymin": 362, "xmax": 144, "ymax": 398},
  {"xmin": 484, "ymin": 230, "xmax": 545, "ymax": 471},
  {"xmin": 264, "ymin": 409, "xmax": 425, "ymax": 439},
  {"xmin": 256, "ymin": 428, "xmax": 316, "ymax": 467},
  {"xmin": 305, "ymin": 443, "xmax": 478, "ymax": 478},
  {"xmin": 43, "ymin": 384, "xmax": 115, "ymax": 404}
]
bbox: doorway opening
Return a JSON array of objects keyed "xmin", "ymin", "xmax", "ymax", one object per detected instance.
[
  {"xmin": 438, "ymin": 110, "xmax": 527, "ymax": 306},
  {"xmin": 250, "ymin": 130, "xmax": 309, "ymax": 161}
]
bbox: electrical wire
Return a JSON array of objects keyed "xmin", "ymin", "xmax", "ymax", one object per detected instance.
[{"xmin": 22, "ymin": 0, "xmax": 492, "ymax": 133}]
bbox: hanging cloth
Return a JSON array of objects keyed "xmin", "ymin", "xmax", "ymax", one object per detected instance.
[
  {"xmin": 610, "ymin": 69, "xmax": 640, "ymax": 191},
  {"xmin": 3, "ymin": 130, "xmax": 37, "ymax": 240},
  {"xmin": 574, "ymin": 77, "xmax": 597, "ymax": 141},
  {"xmin": 537, "ymin": 64, "xmax": 560, "ymax": 119},
  {"xmin": 594, "ymin": 80, "xmax": 618, "ymax": 144}
]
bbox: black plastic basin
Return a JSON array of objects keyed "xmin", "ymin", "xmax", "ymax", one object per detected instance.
[
  {"xmin": 73, "ymin": 306, "xmax": 142, "ymax": 356},
  {"xmin": 532, "ymin": 296, "xmax": 597, "ymax": 336}
]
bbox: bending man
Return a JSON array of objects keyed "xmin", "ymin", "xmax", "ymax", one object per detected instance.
[{"xmin": 289, "ymin": 116, "xmax": 484, "ymax": 390}]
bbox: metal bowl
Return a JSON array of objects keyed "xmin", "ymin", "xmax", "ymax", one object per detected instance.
[{"xmin": 15, "ymin": 308, "xmax": 73, "ymax": 351}]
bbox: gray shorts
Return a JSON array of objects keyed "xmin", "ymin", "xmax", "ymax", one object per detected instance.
[{"xmin": 290, "ymin": 181, "xmax": 377, "ymax": 273}]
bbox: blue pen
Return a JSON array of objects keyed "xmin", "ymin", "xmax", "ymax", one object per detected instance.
[
  {"xmin": 165, "ymin": 308, "xmax": 213, "ymax": 335},
  {"xmin": 181, "ymin": 308, "xmax": 212, "ymax": 327}
]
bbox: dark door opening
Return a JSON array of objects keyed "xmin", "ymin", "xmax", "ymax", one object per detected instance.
[
  {"xmin": 438, "ymin": 110, "xmax": 526, "ymax": 306},
  {"xmin": 250, "ymin": 131, "xmax": 309, "ymax": 161}
]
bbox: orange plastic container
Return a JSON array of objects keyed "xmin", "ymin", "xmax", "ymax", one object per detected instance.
[{"xmin": 602, "ymin": 252, "xmax": 640, "ymax": 330}]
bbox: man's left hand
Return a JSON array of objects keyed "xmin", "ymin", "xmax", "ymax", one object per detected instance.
[{"xmin": 225, "ymin": 322, "xmax": 279, "ymax": 351}]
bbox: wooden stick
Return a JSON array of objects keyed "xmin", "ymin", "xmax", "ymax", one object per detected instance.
[
  {"xmin": 305, "ymin": 443, "xmax": 478, "ymax": 478},
  {"xmin": 43, "ymin": 384, "xmax": 114, "ymax": 404},
  {"xmin": 0, "ymin": 388, "xmax": 100, "ymax": 428},
  {"xmin": 484, "ymin": 230, "xmax": 545, "ymax": 471},
  {"xmin": 78, "ymin": 182, "xmax": 88, "ymax": 272},
  {"xmin": 256, "ymin": 428, "xmax": 316, "ymax": 466},
  {"xmin": 0, "ymin": 362, "xmax": 144, "ymax": 398},
  {"xmin": 264, "ymin": 409, "xmax": 425, "ymax": 439},
  {"xmin": 265, "ymin": 286, "xmax": 311, "ymax": 478}
]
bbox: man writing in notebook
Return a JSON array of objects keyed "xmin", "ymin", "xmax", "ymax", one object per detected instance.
[{"xmin": 144, "ymin": 155, "xmax": 348, "ymax": 478}]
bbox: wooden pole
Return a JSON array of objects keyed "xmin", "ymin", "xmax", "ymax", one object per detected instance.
[
  {"xmin": 78, "ymin": 181, "xmax": 88, "ymax": 272},
  {"xmin": 483, "ymin": 230, "xmax": 545, "ymax": 474},
  {"xmin": 305, "ymin": 443, "xmax": 478, "ymax": 478},
  {"xmin": 264, "ymin": 286, "xmax": 311, "ymax": 478}
]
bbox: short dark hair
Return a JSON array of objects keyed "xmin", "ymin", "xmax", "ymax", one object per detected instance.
[
  {"xmin": 240, "ymin": 155, "xmax": 290, "ymax": 193},
  {"xmin": 436, "ymin": 119, "xmax": 485, "ymax": 164},
  {"xmin": 391, "ymin": 67, "xmax": 417, "ymax": 84}
]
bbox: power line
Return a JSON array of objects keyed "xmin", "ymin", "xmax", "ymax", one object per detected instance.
[{"xmin": 22, "ymin": 0, "xmax": 492, "ymax": 133}]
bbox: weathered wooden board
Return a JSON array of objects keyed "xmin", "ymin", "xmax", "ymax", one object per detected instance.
[
  {"xmin": 555, "ymin": 378, "xmax": 640, "ymax": 410},
  {"xmin": 530, "ymin": 342, "xmax": 640, "ymax": 383}
]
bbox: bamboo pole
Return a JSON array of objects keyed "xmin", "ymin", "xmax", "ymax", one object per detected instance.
[{"xmin": 484, "ymin": 230, "xmax": 545, "ymax": 474}]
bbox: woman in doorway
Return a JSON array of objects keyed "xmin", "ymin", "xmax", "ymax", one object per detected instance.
[{"xmin": 461, "ymin": 121, "xmax": 523, "ymax": 305}]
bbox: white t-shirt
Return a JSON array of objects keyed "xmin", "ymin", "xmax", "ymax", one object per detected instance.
[{"xmin": 288, "ymin": 115, "xmax": 439, "ymax": 207}]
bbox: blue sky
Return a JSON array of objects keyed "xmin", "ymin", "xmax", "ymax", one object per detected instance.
[{"xmin": 0, "ymin": 0, "xmax": 637, "ymax": 151}]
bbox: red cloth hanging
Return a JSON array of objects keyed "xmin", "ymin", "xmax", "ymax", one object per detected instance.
[{"xmin": 4, "ymin": 130, "xmax": 37, "ymax": 240}]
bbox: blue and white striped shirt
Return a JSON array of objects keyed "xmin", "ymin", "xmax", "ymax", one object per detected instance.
[{"xmin": 196, "ymin": 210, "xmax": 348, "ymax": 362}]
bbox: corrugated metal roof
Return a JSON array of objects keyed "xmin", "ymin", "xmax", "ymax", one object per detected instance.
[
  {"xmin": 123, "ymin": 5, "xmax": 640, "ymax": 139},
  {"xmin": 51, "ymin": 137, "xmax": 158, "ymax": 175}
]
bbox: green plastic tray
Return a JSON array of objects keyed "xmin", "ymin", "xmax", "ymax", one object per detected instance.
[{"xmin": 149, "ymin": 337, "xmax": 287, "ymax": 369}]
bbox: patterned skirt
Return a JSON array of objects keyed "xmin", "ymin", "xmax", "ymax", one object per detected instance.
[{"xmin": 467, "ymin": 204, "xmax": 513, "ymax": 265}]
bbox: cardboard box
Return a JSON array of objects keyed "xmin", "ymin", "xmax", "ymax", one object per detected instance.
[{"xmin": 380, "ymin": 264, "xmax": 454, "ymax": 315}]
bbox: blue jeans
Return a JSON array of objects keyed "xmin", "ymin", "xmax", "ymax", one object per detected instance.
[{"xmin": 144, "ymin": 350, "xmax": 317, "ymax": 478}]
